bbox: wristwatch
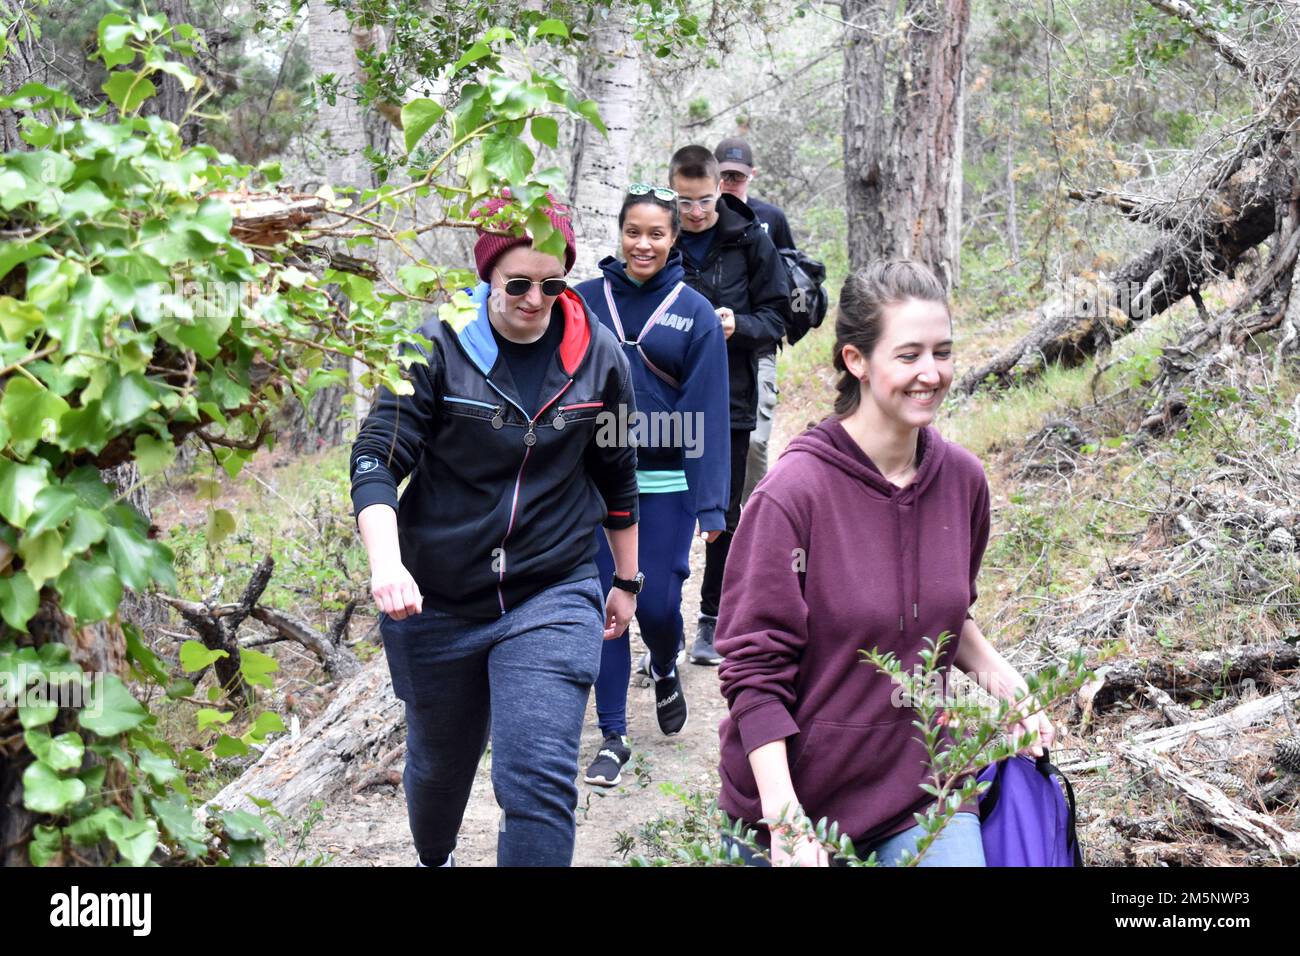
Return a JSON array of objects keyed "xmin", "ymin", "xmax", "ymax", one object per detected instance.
[{"xmin": 611, "ymin": 572, "xmax": 645, "ymax": 595}]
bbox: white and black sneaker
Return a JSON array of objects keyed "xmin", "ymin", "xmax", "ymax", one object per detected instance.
[
  {"xmin": 584, "ymin": 734, "xmax": 631, "ymax": 787},
  {"xmin": 653, "ymin": 668, "xmax": 689, "ymax": 736},
  {"xmin": 636, "ymin": 644, "xmax": 686, "ymax": 679}
]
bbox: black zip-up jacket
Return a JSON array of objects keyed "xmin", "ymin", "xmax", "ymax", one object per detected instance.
[
  {"xmin": 350, "ymin": 282, "xmax": 639, "ymax": 620},
  {"xmin": 677, "ymin": 192, "xmax": 791, "ymax": 431}
]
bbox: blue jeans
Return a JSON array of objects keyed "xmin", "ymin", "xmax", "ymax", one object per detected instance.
[
  {"xmin": 379, "ymin": 576, "xmax": 605, "ymax": 867},
  {"xmin": 593, "ymin": 490, "xmax": 696, "ymax": 737},
  {"xmin": 725, "ymin": 812, "xmax": 985, "ymax": 867}
]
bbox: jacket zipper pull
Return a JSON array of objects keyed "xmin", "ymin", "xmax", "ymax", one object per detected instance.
[
  {"xmin": 523, "ymin": 421, "xmax": 537, "ymax": 446},
  {"xmin": 490, "ymin": 406, "xmax": 504, "ymax": 429}
]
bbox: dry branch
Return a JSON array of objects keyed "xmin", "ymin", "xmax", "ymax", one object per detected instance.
[
  {"xmin": 1083, "ymin": 641, "xmax": 1300, "ymax": 711},
  {"xmin": 1119, "ymin": 743, "xmax": 1300, "ymax": 859}
]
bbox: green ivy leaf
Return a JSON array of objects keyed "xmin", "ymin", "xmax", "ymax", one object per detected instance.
[
  {"xmin": 102, "ymin": 71, "xmax": 157, "ymax": 113},
  {"xmin": 534, "ymin": 18, "xmax": 570, "ymax": 38},
  {"xmin": 0, "ymin": 241, "xmax": 52, "ymax": 284},
  {"xmin": 0, "ymin": 377, "xmax": 69, "ymax": 457},
  {"xmin": 25, "ymin": 727, "xmax": 85, "ymax": 772},
  {"xmin": 574, "ymin": 98, "xmax": 608, "ymax": 136},
  {"xmin": 149, "ymin": 793, "xmax": 208, "ymax": 858},
  {"xmin": 402, "ymin": 97, "xmax": 446, "ymax": 155},
  {"xmin": 180, "ymin": 641, "xmax": 228, "ymax": 673},
  {"xmin": 0, "ymin": 571, "xmax": 38, "ymax": 632},
  {"xmin": 64, "ymin": 508, "xmax": 110, "ymax": 553},
  {"xmin": 61, "ymin": 182, "xmax": 114, "ymax": 220},
  {"xmin": 194, "ymin": 707, "xmax": 232, "ymax": 731},
  {"xmin": 482, "ymin": 132, "xmax": 534, "ymax": 184},
  {"xmin": 246, "ymin": 710, "xmax": 286, "ymax": 742},
  {"xmin": 55, "ymin": 556, "xmax": 123, "ymax": 623},
  {"xmin": 22, "ymin": 761, "xmax": 86, "ymax": 814},
  {"xmin": 531, "ymin": 116, "xmax": 559, "ymax": 149},
  {"xmin": 133, "ymin": 433, "xmax": 177, "ymax": 478},
  {"xmin": 18, "ymin": 697, "xmax": 58, "ymax": 730},
  {"xmin": 104, "ymin": 811, "xmax": 158, "ymax": 866},
  {"xmin": 214, "ymin": 733, "xmax": 248, "ymax": 758},
  {"xmin": 0, "ymin": 457, "xmax": 51, "ymax": 528},
  {"xmin": 26, "ymin": 485, "xmax": 79, "ymax": 539},
  {"xmin": 106, "ymin": 525, "xmax": 172, "ymax": 591},
  {"xmin": 80, "ymin": 674, "xmax": 148, "ymax": 737},
  {"xmin": 239, "ymin": 648, "xmax": 279, "ymax": 690},
  {"xmin": 19, "ymin": 528, "xmax": 69, "ymax": 588},
  {"xmin": 103, "ymin": 370, "xmax": 158, "ymax": 427},
  {"xmin": 135, "ymin": 749, "xmax": 181, "ymax": 785},
  {"xmin": 453, "ymin": 40, "xmax": 491, "ymax": 73},
  {"xmin": 125, "ymin": 624, "xmax": 170, "ymax": 685},
  {"xmin": 206, "ymin": 507, "xmax": 236, "ymax": 544},
  {"xmin": 29, "ymin": 824, "xmax": 63, "ymax": 866},
  {"xmin": 64, "ymin": 806, "xmax": 116, "ymax": 845}
]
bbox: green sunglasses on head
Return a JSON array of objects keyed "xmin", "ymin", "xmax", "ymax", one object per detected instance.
[{"xmin": 627, "ymin": 182, "xmax": 678, "ymax": 202}]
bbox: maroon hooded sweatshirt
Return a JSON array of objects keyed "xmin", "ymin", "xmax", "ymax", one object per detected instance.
[{"xmin": 716, "ymin": 416, "xmax": 991, "ymax": 845}]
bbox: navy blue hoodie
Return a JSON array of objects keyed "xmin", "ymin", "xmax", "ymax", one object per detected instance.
[{"xmin": 575, "ymin": 251, "xmax": 731, "ymax": 532}]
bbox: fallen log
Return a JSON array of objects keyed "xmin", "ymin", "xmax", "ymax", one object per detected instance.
[
  {"xmin": 205, "ymin": 656, "xmax": 403, "ymax": 821},
  {"xmin": 1081, "ymin": 641, "xmax": 1299, "ymax": 712},
  {"xmin": 1118, "ymin": 744, "xmax": 1300, "ymax": 859}
]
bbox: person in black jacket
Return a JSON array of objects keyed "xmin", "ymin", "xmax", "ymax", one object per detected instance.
[
  {"xmin": 715, "ymin": 137, "xmax": 798, "ymax": 507},
  {"xmin": 349, "ymin": 195, "xmax": 641, "ymax": 867},
  {"xmin": 667, "ymin": 145, "xmax": 790, "ymax": 666}
]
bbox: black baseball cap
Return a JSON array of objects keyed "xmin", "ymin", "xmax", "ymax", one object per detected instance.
[{"xmin": 714, "ymin": 137, "xmax": 754, "ymax": 174}]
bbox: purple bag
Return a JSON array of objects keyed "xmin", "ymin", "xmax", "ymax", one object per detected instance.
[{"xmin": 976, "ymin": 751, "xmax": 1083, "ymax": 867}]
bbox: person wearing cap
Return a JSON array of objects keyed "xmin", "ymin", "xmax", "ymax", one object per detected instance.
[
  {"xmin": 349, "ymin": 194, "xmax": 641, "ymax": 867},
  {"xmin": 667, "ymin": 145, "xmax": 790, "ymax": 667},
  {"xmin": 714, "ymin": 136, "xmax": 796, "ymax": 507}
]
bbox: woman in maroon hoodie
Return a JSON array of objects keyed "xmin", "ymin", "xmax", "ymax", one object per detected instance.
[{"xmin": 715, "ymin": 259, "xmax": 1054, "ymax": 866}]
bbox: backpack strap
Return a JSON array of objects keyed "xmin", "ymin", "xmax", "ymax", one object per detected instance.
[
  {"xmin": 978, "ymin": 760, "xmax": 1005, "ymax": 823},
  {"xmin": 602, "ymin": 278, "xmax": 685, "ymax": 389},
  {"xmin": 1038, "ymin": 750, "xmax": 1084, "ymax": 866}
]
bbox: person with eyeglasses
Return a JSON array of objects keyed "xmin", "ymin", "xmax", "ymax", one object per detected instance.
[
  {"xmin": 572, "ymin": 184, "xmax": 731, "ymax": 786},
  {"xmin": 715, "ymin": 137, "xmax": 798, "ymax": 510},
  {"xmin": 349, "ymin": 193, "xmax": 641, "ymax": 867},
  {"xmin": 666, "ymin": 144, "xmax": 791, "ymax": 668}
]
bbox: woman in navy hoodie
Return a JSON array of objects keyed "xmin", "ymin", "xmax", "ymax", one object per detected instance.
[
  {"xmin": 715, "ymin": 259, "xmax": 1055, "ymax": 866},
  {"xmin": 574, "ymin": 185, "xmax": 730, "ymax": 786}
]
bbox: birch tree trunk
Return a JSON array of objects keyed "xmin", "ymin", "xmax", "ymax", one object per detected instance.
[
  {"xmin": 566, "ymin": 9, "xmax": 643, "ymax": 282},
  {"xmin": 284, "ymin": 0, "xmax": 376, "ymax": 451},
  {"xmin": 843, "ymin": 0, "xmax": 971, "ymax": 290}
]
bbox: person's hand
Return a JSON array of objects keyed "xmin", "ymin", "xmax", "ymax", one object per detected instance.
[
  {"xmin": 371, "ymin": 560, "xmax": 423, "ymax": 619},
  {"xmin": 604, "ymin": 587, "xmax": 636, "ymax": 639},
  {"xmin": 698, "ymin": 523, "xmax": 722, "ymax": 544},
  {"xmin": 1010, "ymin": 697, "xmax": 1056, "ymax": 758},
  {"xmin": 717, "ymin": 307, "xmax": 736, "ymax": 339},
  {"xmin": 769, "ymin": 825, "xmax": 829, "ymax": 867}
]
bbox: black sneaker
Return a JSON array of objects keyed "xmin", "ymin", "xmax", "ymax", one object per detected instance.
[
  {"xmin": 584, "ymin": 734, "xmax": 631, "ymax": 787},
  {"xmin": 690, "ymin": 615, "xmax": 722, "ymax": 666},
  {"xmin": 653, "ymin": 668, "xmax": 689, "ymax": 735}
]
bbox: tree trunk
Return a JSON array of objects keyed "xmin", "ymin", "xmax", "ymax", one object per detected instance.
[
  {"xmin": 1, "ymin": 0, "xmax": 38, "ymax": 153},
  {"xmin": 566, "ymin": 8, "xmax": 643, "ymax": 283},
  {"xmin": 1006, "ymin": 88, "xmax": 1020, "ymax": 262},
  {"xmin": 291, "ymin": 0, "xmax": 376, "ymax": 451},
  {"xmin": 141, "ymin": 0, "xmax": 199, "ymax": 144},
  {"xmin": 843, "ymin": 0, "xmax": 971, "ymax": 289}
]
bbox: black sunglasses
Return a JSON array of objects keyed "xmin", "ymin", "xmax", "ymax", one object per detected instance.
[{"xmin": 500, "ymin": 276, "xmax": 568, "ymax": 297}]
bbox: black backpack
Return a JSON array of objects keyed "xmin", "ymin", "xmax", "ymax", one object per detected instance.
[{"xmin": 778, "ymin": 248, "xmax": 828, "ymax": 346}]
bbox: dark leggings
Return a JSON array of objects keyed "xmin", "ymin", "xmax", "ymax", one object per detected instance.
[
  {"xmin": 699, "ymin": 429, "xmax": 750, "ymax": 618},
  {"xmin": 593, "ymin": 490, "xmax": 696, "ymax": 737}
]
